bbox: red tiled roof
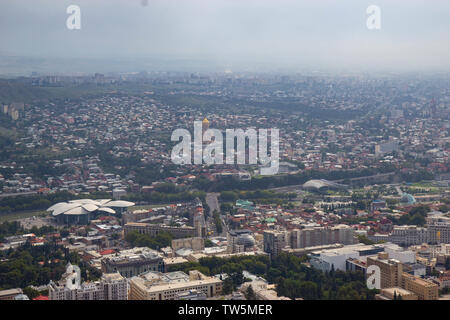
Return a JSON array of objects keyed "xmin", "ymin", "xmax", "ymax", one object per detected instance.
[{"xmin": 100, "ymin": 249, "xmax": 115, "ymax": 255}]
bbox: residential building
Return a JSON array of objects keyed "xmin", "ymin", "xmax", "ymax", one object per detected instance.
[{"xmin": 128, "ymin": 270, "xmax": 222, "ymax": 300}]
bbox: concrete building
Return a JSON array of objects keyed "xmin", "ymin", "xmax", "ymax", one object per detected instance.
[
  {"xmin": 128, "ymin": 270, "xmax": 222, "ymax": 300},
  {"xmin": 290, "ymin": 225, "xmax": 356, "ymax": 249},
  {"xmin": 171, "ymin": 237, "xmax": 205, "ymax": 252},
  {"xmin": 346, "ymin": 258, "xmax": 368, "ymax": 276},
  {"xmin": 389, "ymin": 225, "xmax": 430, "ymax": 246},
  {"xmin": 366, "ymin": 253, "xmax": 403, "ymax": 289},
  {"xmin": 0, "ymin": 288, "xmax": 23, "ymax": 300},
  {"xmin": 263, "ymin": 230, "xmax": 288, "ymax": 259},
  {"xmin": 428, "ymin": 215, "xmax": 450, "ymax": 244},
  {"xmin": 101, "ymin": 247, "xmax": 164, "ymax": 278},
  {"xmin": 124, "ymin": 222, "xmax": 196, "ymax": 239},
  {"xmin": 401, "ymin": 273, "xmax": 439, "ymax": 300},
  {"xmin": 175, "ymin": 289, "xmax": 207, "ymax": 300},
  {"xmin": 240, "ymin": 280, "xmax": 291, "ymax": 300},
  {"xmin": 309, "ymin": 243, "xmax": 385, "ymax": 272},
  {"xmin": 48, "ymin": 263, "xmax": 127, "ymax": 300},
  {"xmin": 366, "ymin": 253, "xmax": 439, "ymax": 300},
  {"xmin": 376, "ymin": 287, "xmax": 418, "ymax": 300},
  {"xmin": 228, "ymin": 229, "xmax": 256, "ymax": 253},
  {"xmin": 369, "ymin": 225, "xmax": 429, "ymax": 246},
  {"xmin": 102, "ymin": 272, "xmax": 129, "ymax": 300},
  {"xmin": 383, "ymin": 243, "xmax": 416, "ymax": 264}
]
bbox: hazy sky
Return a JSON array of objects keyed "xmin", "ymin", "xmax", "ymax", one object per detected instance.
[{"xmin": 0, "ymin": 0, "xmax": 449, "ymax": 73}]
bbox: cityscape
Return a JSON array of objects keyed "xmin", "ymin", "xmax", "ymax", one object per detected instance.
[{"xmin": 0, "ymin": 0, "xmax": 449, "ymax": 308}]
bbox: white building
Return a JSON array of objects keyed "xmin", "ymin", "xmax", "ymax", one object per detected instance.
[{"xmin": 49, "ymin": 263, "xmax": 127, "ymax": 300}]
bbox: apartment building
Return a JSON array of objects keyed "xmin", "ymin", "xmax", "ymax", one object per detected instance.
[
  {"xmin": 48, "ymin": 263, "xmax": 127, "ymax": 300},
  {"xmin": 366, "ymin": 253, "xmax": 439, "ymax": 300},
  {"xmin": 290, "ymin": 225, "xmax": 356, "ymax": 249},
  {"xmin": 128, "ymin": 270, "xmax": 222, "ymax": 300},
  {"xmin": 367, "ymin": 253, "xmax": 403, "ymax": 289},
  {"xmin": 401, "ymin": 273, "xmax": 439, "ymax": 300},
  {"xmin": 124, "ymin": 222, "xmax": 196, "ymax": 239},
  {"xmin": 263, "ymin": 230, "xmax": 288, "ymax": 259}
]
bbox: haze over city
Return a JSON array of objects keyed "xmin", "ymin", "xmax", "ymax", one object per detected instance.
[
  {"xmin": 0, "ymin": 0, "xmax": 449, "ymax": 308},
  {"xmin": 1, "ymin": 0, "xmax": 450, "ymax": 74}
]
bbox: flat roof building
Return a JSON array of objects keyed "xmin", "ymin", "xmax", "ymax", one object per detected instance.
[
  {"xmin": 101, "ymin": 247, "xmax": 164, "ymax": 278},
  {"xmin": 128, "ymin": 270, "xmax": 222, "ymax": 300}
]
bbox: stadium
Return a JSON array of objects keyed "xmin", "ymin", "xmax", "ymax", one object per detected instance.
[
  {"xmin": 302, "ymin": 179, "xmax": 348, "ymax": 193},
  {"xmin": 47, "ymin": 199, "xmax": 135, "ymax": 225}
]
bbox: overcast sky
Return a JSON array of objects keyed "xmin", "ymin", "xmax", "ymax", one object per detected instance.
[{"xmin": 0, "ymin": 0, "xmax": 449, "ymax": 73}]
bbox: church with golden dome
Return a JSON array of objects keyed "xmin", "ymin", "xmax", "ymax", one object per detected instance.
[{"xmin": 202, "ymin": 117, "xmax": 209, "ymax": 133}]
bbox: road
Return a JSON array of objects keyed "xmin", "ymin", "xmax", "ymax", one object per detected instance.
[
  {"xmin": 0, "ymin": 191, "xmax": 38, "ymax": 198},
  {"xmin": 205, "ymin": 192, "xmax": 228, "ymax": 237},
  {"xmin": 206, "ymin": 192, "xmax": 220, "ymax": 213}
]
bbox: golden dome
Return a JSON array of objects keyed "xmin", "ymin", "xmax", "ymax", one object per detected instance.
[{"xmin": 202, "ymin": 117, "xmax": 209, "ymax": 123}]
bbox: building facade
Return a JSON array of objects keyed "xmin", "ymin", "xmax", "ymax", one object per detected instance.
[
  {"xmin": 128, "ymin": 270, "xmax": 222, "ymax": 300},
  {"xmin": 124, "ymin": 222, "xmax": 196, "ymax": 239},
  {"xmin": 101, "ymin": 247, "xmax": 165, "ymax": 278},
  {"xmin": 48, "ymin": 263, "xmax": 127, "ymax": 300}
]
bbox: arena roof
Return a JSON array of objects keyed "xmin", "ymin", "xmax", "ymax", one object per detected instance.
[
  {"xmin": 47, "ymin": 199, "xmax": 135, "ymax": 216},
  {"xmin": 302, "ymin": 179, "xmax": 347, "ymax": 191}
]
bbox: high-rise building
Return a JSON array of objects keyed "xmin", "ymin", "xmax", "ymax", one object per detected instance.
[
  {"xmin": 367, "ymin": 253, "xmax": 403, "ymax": 289},
  {"xmin": 263, "ymin": 230, "xmax": 287, "ymax": 259},
  {"xmin": 102, "ymin": 273, "xmax": 129, "ymax": 300}
]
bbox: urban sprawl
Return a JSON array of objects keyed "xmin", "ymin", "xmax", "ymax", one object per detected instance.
[{"xmin": 0, "ymin": 72, "xmax": 449, "ymax": 301}]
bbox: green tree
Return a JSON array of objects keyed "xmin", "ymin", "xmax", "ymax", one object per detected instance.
[{"xmin": 245, "ymin": 285, "xmax": 257, "ymax": 300}]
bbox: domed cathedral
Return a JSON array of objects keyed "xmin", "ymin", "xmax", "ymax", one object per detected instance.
[
  {"xmin": 202, "ymin": 117, "xmax": 210, "ymax": 134},
  {"xmin": 202, "ymin": 117, "xmax": 214, "ymax": 147}
]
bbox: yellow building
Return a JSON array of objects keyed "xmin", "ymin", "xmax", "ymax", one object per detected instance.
[
  {"xmin": 367, "ymin": 252, "xmax": 439, "ymax": 300},
  {"xmin": 129, "ymin": 270, "xmax": 222, "ymax": 300},
  {"xmin": 401, "ymin": 273, "xmax": 439, "ymax": 300},
  {"xmin": 376, "ymin": 287, "xmax": 418, "ymax": 300},
  {"xmin": 366, "ymin": 253, "xmax": 403, "ymax": 289}
]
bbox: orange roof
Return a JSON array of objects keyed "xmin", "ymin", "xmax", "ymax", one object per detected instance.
[
  {"xmin": 100, "ymin": 249, "xmax": 116, "ymax": 255},
  {"xmin": 33, "ymin": 295, "xmax": 49, "ymax": 300}
]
